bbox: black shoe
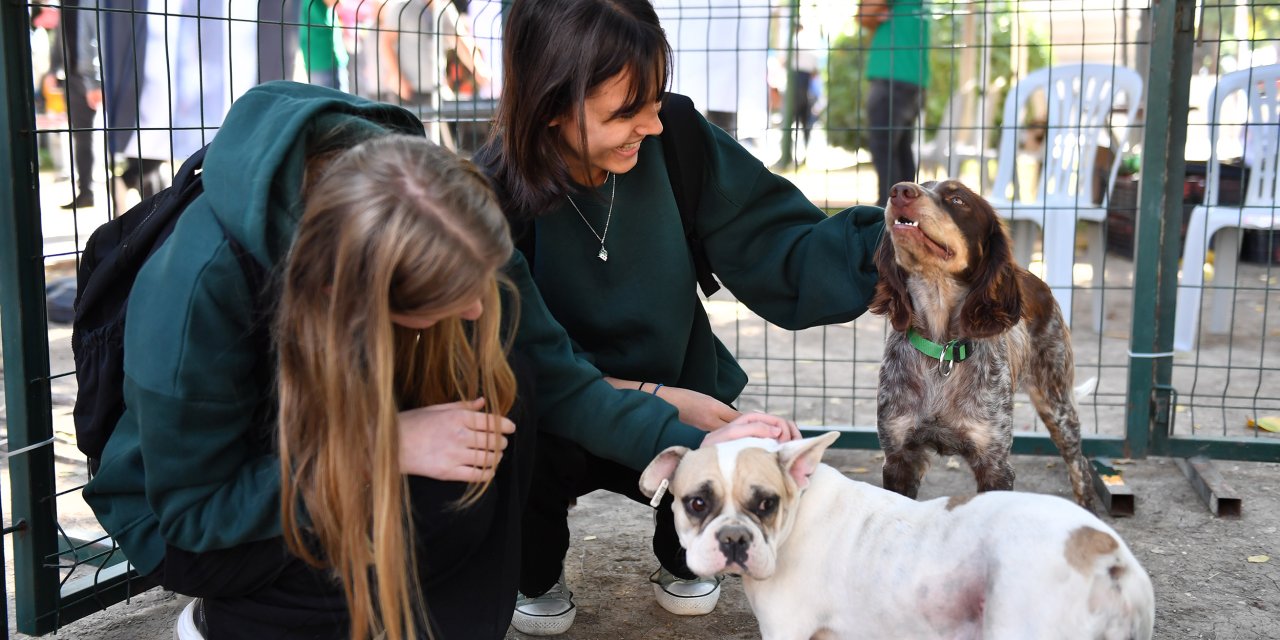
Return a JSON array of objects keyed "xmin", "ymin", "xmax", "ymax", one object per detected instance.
[{"xmin": 60, "ymin": 193, "xmax": 94, "ymax": 209}]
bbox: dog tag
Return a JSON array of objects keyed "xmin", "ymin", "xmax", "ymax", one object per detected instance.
[{"xmin": 649, "ymin": 479, "xmax": 669, "ymax": 508}]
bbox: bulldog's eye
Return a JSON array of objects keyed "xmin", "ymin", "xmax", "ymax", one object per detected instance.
[
  {"xmin": 684, "ymin": 496, "xmax": 708, "ymax": 515},
  {"xmin": 753, "ymin": 497, "xmax": 776, "ymax": 516}
]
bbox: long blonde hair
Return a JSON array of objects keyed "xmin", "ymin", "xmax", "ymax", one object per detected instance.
[{"xmin": 277, "ymin": 134, "xmax": 516, "ymax": 640}]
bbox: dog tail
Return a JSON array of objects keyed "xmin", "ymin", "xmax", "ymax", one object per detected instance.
[{"xmin": 1074, "ymin": 377, "xmax": 1098, "ymax": 402}]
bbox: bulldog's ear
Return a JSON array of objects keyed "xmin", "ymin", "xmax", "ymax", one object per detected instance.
[
  {"xmin": 778, "ymin": 432, "xmax": 840, "ymax": 490},
  {"xmin": 640, "ymin": 446, "xmax": 690, "ymax": 498}
]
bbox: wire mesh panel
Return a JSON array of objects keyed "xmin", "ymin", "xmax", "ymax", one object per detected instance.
[{"xmin": 1, "ymin": 0, "xmax": 1278, "ymax": 635}]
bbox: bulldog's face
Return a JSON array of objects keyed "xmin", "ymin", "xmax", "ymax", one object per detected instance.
[{"xmin": 639, "ymin": 432, "xmax": 839, "ymax": 580}]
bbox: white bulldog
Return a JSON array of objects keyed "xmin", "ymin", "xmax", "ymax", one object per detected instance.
[{"xmin": 639, "ymin": 432, "xmax": 1155, "ymax": 640}]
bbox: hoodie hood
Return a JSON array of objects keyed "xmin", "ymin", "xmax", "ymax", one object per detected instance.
[{"xmin": 201, "ymin": 81, "xmax": 426, "ymax": 267}]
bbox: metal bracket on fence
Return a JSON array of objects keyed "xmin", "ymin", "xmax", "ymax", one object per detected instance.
[
  {"xmin": 1, "ymin": 520, "xmax": 28, "ymax": 536},
  {"xmin": 1175, "ymin": 456, "xmax": 1242, "ymax": 518}
]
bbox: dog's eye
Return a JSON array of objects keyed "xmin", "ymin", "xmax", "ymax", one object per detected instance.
[
  {"xmin": 684, "ymin": 496, "xmax": 708, "ymax": 515},
  {"xmin": 753, "ymin": 497, "xmax": 776, "ymax": 516},
  {"xmin": 949, "ymin": 195, "xmax": 966, "ymax": 207}
]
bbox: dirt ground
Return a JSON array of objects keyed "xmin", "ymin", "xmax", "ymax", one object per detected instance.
[{"xmin": 8, "ymin": 446, "xmax": 1277, "ymax": 640}]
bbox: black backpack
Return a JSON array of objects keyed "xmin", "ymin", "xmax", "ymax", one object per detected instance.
[
  {"xmin": 71, "ymin": 145, "xmax": 266, "ymax": 474},
  {"xmin": 513, "ymin": 92, "xmax": 722, "ymax": 297}
]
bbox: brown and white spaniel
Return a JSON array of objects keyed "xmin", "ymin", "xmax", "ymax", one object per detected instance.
[{"xmin": 870, "ymin": 180, "xmax": 1095, "ymax": 509}]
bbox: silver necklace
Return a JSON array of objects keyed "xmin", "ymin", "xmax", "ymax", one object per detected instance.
[{"xmin": 565, "ymin": 172, "xmax": 615, "ymax": 261}]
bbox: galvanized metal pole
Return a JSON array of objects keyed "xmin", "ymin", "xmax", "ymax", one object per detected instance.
[
  {"xmin": 1127, "ymin": 0, "xmax": 1195, "ymax": 458},
  {"xmin": 0, "ymin": 3, "xmax": 62, "ymax": 635}
]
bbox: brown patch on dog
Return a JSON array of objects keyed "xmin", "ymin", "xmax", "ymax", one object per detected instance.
[
  {"xmin": 732, "ymin": 447, "xmax": 785, "ymax": 487},
  {"xmin": 946, "ymin": 494, "xmax": 976, "ymax": 511},
  {"xmin": 1064, "ymin": 526, "xmax": 1119, "ymax": 575}
]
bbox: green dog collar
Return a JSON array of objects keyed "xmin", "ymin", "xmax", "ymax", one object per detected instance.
[{"xmin": 907, "ymin": 327, "xmax": 970, "ymax": 363}]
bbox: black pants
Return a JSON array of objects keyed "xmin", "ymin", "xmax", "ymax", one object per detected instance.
[
  {"xmin": 867, "ymin": 78, "xmax": 925, "ymax": 206},
  {"xmin": 66, "ymin": 73, "xmax": 98, "ymax": 199},
  {"xmin": 519, "ymin": 433, "xmax": 693, "ymax": 597},
  {"xmin": 156, "ymin": 355, "xmax": 538, "ymax": 640}
]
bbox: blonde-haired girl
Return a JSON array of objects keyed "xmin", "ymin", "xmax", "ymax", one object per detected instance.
[{"xmin": 277, "ymin": 133, "xmax": 519, "ymax": 640}]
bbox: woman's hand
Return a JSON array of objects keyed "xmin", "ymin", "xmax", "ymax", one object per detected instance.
[
  {"xmin": 700, "ymin": 412, "xmax": 802, "ymax": 448},
  {"xmin": 398, "ymin": 398, "xmax": 515, "ymax": 483}
]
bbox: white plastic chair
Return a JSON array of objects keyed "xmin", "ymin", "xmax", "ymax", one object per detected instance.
[
  {"xmin": 986, "ymin": 63, "xmax": 1144, "ymax": 331},
  {"xmin": 1173, "ymin": 64, "xmax": 1280, "ymax": 351}
]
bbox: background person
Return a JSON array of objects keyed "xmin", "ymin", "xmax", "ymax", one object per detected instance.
[{"xmin": 860, "ymin": 0, "xmax": 930, "ymax": 206}]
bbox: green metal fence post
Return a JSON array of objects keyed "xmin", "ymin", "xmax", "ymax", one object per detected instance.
[
  {"xmin": 1127, "ymin": 0, "xmax": 1195, "ymax": 459},
  {"xmin": 0, "ymin": 3, "xmax": 62, "ymax": 635}
]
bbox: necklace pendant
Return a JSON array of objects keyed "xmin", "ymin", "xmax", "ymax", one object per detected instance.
[{"xmin": 597, "ymin": 246, "xmax": 609, "ymax": 261}]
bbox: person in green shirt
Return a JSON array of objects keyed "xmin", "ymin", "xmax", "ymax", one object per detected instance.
[
  {"xmin": 472, "ymin": 0, "xmax": 885, "ymax": 634},
  {"xmin": 861, "ymin": 0, "xmax": 931, "ymax": 206},
  {"xmin": 299, "ymin": 0, "xmax": 344, "ymax": 90}
]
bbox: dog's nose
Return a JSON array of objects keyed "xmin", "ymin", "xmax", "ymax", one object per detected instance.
[
  {"xmin": 889, "ymin": 182, "xmax": 920, "ymax": 209},
  {"xmin": 717, "ymin": 525, "xmax": 754, "ymax": 565}
]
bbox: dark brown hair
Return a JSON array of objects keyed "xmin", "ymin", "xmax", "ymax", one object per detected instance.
[{"xmin": 473, "ymin": 0, "xmax": 671, "ymax": 218}]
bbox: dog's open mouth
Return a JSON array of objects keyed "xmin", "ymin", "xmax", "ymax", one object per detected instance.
[{"xmin": 892, "ymin": 214, "xmax": 953, "ymax": 259}]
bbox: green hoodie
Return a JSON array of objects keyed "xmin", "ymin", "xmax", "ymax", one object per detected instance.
[
  {"xmin": 524, "ymin": 113, "xmax": 886, "ymax": 406},
  {"xmin": 82, "ymin": 81, "xmax": 705, "ymax": 575}
]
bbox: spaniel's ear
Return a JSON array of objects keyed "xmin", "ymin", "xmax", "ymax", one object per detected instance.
[
  {"xmin": 869, "ymin": 231, "xmax": 914, "ymax": 332},
  {"xmin": 959, "ymin": 218, "xmax": 1022, "ymax": 338}
]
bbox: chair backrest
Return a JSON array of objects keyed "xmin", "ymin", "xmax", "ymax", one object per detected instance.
[
  {"xmin": 1202, "ymin": 64, "xmax": 1280, "ymax": 207},
  {"xmin": 990, "ymin": 63, "xmax": 1144, "ymax": 206}
]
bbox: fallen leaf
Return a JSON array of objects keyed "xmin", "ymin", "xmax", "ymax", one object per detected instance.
[
  {"xmin": 583, "ymin": 535, "xmax": 598, "ymax": 542},
  {"xmin": 1246, "ymin": 416, "xmax": 1280, "ymax": 433},
  {"xmin": 1101, "ymin": 474, "xmax": 1125, "ymax": 487},
  {"xmin": 1045, "ymin": 461, "xmax": 1057, "ymax": 468},
  {"xmin": 1113, "ymin": 458, "xmax": 1134, "ymax": 465},
  {"xmin": 849, "ymin": 467, "xmax": 869, "ymax": 474},
  {"xmin": 1246, "ymin": 555, "xmax": 1269, "ymax": 563}
]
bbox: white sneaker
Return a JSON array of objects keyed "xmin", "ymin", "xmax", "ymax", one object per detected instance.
[
  {"xmin": 649, "ymin": 567, "xmax": 722, "ymax": 616},
  {"xmin": 173, "ymin": 598, "xmax": 206, "ymax": 640},
  {"xmin": 511, "ymin": 575, "xmax": 576, "ymax": 636}
]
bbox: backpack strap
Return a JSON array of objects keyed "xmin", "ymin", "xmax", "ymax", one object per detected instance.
[{"xmin": 660, "ymin": 93, "xmax": 721, "ymax": 297}]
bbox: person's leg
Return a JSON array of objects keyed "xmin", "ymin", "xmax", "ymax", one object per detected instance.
[
  {"xmin": 158, "ymin": 539, "xmax": 348, "ymax": 640},
  {"xmin": 65, "ymin": 73, "xmax": 96, "ymax": 205},
  {"xmin": 412, "ymin": 351, "xmax": 538, "ymax": 640},
  {"xmin": 518, "ymin": 433, "xmax": 590, "ymax": 597},
  {"xmin": 889, "ymin": 81, "xmax": 924, "ymax": 187},
  {"xmin": 866, "ymin": 78, "xmax": 895, "ymax": 206}
]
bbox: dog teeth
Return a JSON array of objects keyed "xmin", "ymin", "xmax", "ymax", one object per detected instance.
[{"xmin": 896, "ymin": 217, "xmax": 918, "ymax": 227}]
